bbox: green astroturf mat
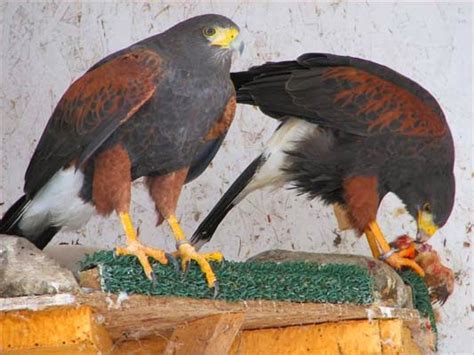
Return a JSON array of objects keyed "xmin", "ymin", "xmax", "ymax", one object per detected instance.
[
  {"xmin": 80, "ymin": 250, "xmax": 437, "ymax": 345},
  {"xmin": 398, "ymin": 269, "xmax": 437, "ymax": 340},
  {"xmin": 80, "ymin": 250, "xmax": 374, "ymax": 304}
]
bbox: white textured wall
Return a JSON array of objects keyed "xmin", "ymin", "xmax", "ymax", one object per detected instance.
[{"xmin": 1, "ymin": 2, "xmax": 472, "ymax": 352}]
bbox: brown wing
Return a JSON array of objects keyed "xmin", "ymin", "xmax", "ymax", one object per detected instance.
[
  {"xmin": 185, "ymin": 95, "xmax": 236, "ymax": 184},
  {"xmin": 233, "ymin": 53, "xmax": 448, "ymax": 138},
  {"xmin": 24, "ymin": 48, "xmax": 163, "ymax": 196},
  {"xmin": 287, "ymin": 65, "xmax": 446, "ymax": 137},
  {"xmin": 204, "ymin": 96, "xmax": 236, "ymax": 141}
]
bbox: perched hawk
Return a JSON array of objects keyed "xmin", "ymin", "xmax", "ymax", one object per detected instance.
[
  {"xmin": 0, "ymin": 14, "xmax": 244, "ymax": 289},
  {"xmin": 192, "ymin": 53, "xmax": 455, "ymax": 275}
]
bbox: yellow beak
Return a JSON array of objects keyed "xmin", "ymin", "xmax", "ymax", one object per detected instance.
[
  {"xmin": 210, "ymin": 27, "xmax": 240, "ymax": 48},
  {"xmin": 416, "ymin": 210, "xmax": 438, "ymax": 242}
]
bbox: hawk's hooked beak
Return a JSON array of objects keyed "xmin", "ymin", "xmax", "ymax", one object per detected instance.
[
  {"xmin": 416, "ymin": 210, "xmax": 438, "ymax": 243},
  {"xmin": 211, "ymin": 27, "xmax": 244, "ymax": 54}
]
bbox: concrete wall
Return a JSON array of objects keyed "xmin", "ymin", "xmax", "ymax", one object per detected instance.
[{"xmin": 1, "ymin": 2, "xmax": 472, "ymax": 352}]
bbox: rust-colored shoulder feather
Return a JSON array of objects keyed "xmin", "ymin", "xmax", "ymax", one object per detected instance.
[
  {"xmin": 24, "ymin": 48, "xmax": 163, "ymax": 196},
  {"xmin": 233, "ymin": 53, "xmax": 448, "ymax": 138},
  {"xmin": 291, "ymin": 65, "xmax": 447, "ymax": 137}
]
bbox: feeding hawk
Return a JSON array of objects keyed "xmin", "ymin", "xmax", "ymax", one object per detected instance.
[{"xmin": 191, "ymin": 53, "xmax": 455, "ymax": 275}]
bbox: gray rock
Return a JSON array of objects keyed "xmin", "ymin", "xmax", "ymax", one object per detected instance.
[
  {"xmin": 0, "ymin": 235, "xmax": 79, "ymax": 297},
  {"xmin": 248, "ymin": 249, "xmax": 413, "ymax": 308},
  {"xmin": 44, "ymin": 245, "xmax": 102, "ymax": 273}
]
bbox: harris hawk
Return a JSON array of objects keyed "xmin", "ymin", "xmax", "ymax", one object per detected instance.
[
  {"xmin": 191, "ymin": 53, "xmax": 455, "ymax": 275},
  {"xmin": 0, "ymin": 14, "xmax": 244, "ymax": 289}
]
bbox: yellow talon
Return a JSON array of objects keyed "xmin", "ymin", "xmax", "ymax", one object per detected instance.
[
  {"xmin": 365, "ymin": 221, "xmax": 425, "ymax": 276},
  {"xmin": 167, "ymin": 215, "xmax": 222, "ymax": 288},
  {"xmin": 116, "ymin": 212, "xmax": 168, "ymax": 280},
  {"xmin": 202, "ymin": 251, "xmax": 224, "ymax": 263},
  {"xmin": 176, "ymin": 243, "xmax": 221, "ymax": 287},
  {"xmin": 385, "ymin": 253, "xmax": 425, "ymax": 277}
]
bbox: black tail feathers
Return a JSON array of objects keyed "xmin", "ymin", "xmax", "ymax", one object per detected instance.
[
  {"xmin": 191, "ymin": 155, "xmax": 263, "ymax": 249},
  {"xmin": 0, "ymin": 195, "xmax": 29, "ymax": 236},
  {"xmin": 0, "ymin": 195, "xmax": 59, "ymax": 249}
]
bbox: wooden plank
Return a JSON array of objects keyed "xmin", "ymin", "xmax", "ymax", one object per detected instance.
[
  {"xmin": 112, "ymin": 337, "xmax": 169, "ymax": 355},
  {"xmin": 73, "ymin": 292, "xmax": 420, "ymax": 340},
  {"xmin": 379, "ymin": 319, "xmax": 404, "ymax": 354},
  {"xmin": 229, "ymin": 319, "xmax": 383, "ymax": 354},
  {"xmin": 164, "ymin": 313, "xmax": 245, "ymax": 355},
  {"xmin": 379, "ymin": 319, "xmax": 422, "ymax": 354},
  {"xmin": 0, "ymin": 293, "xmax": 75, "ymax": 312},
  {"xmin": 111, "ymin": 319, "xmax": 425, "ymax": 355},
  {"xmin": 0, "ymin": 292, "xmax": 421, "ymax": 342},
  {"xmin": 3, "ymin": 346, "xmax": 110, "ymax": 355},
  {"xmin": 0, "ymin": 305, "xmax": 112, "ymax": 354},
  {"xmin": 401, "ymin": 317, "xmax": 435, "ymax": 352},
  {"xmin": 111, "ymin": 314, "xmax": 245, "ymax": 355},
  {"xmin": 401, "ymin": 324, "xmax": 424, "ymax": 355},
  {"xmin": 229, "ymin": 319, "xmax": 423, "ymax": 355}
]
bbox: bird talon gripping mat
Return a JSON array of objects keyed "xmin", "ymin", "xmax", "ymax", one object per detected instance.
[{"xmin": 80, "ymin": 251, "xmax": 373, "ymax": 303}]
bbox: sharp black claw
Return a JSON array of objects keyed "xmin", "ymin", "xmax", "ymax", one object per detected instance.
[
  {"xmin": 181, "ymin": 261, "xmax": 190, "ymax": 280},
  {"xmin": 165, "ymin": 253, "xmax": 180, "ymax": 274},
  {"xmin": 212, "ymin": 280, "xmax": 219, "ymax": 299},
  {"xmin": 150, "ymin": 271, "xmax": 157, "ymax": 287},
  {"xmin": 431, "ymin": 286, "xmax": 449, "ymax": 306}
]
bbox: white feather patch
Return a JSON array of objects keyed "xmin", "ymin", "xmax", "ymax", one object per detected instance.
[
  {"xmin": 236, "ymin": 118, "xmax": 317, "ymax": 202},
  {"xmin": 19, "ymin": 167, "xmax": 94, "ymax": 236}
]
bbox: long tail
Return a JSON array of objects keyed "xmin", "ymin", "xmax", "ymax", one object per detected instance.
[
  {"xmin": 191, "ymin": 155, "xmax": 263, "ymax": 250},
  {"xmin": 191, "ymin": 117, "xmax": 317, "ymax": 249},
  {"xmin": 0, "ymin": 195, "xmax": 60, "ymax": 249}
]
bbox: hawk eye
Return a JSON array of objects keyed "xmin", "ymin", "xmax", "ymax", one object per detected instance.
[
  {"xmin": 422, "ymin": 203, "xmax": 432, "ymax": 213},
  {"xmin": 203, "ymin": 27, "xmax": 216, "ymax": 37}
]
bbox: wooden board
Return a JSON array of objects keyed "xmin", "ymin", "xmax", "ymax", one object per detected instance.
[
  {"xmin": 0, "ymin": 292, "xmax": 421, "ymax": 341},
  {"xmin": 111, "ymin": 319, "xmax": 424, "ymax": 355},
  {"xmin": 0, "ymin": 305, "xmax": 112, "ymax": 354},
  {"xmin": 163, "ymin": 313, "xmax": 245, "ymax": 355},
  {"xmin": 0, "ymin": 292, "xmax": 431, "ymax": 353},
  {"xmin": 228, "ymin": 319, "xmax": 423, "ymax": 355},
  {"xmin": 72, "ymin": 292, "xmax": 421, "ymax": 341},
  {"xmin": 110, "ymin": 313, "xmax": 245, "ymax": 355}
]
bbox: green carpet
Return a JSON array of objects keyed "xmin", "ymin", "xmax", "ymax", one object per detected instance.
[
  {"xmin": 80, "ymin": 250, "xmax": 374, "ymax": 304},
  {"xmin": 80, "ymin": 251, "xmax": 437, "ymax": 346},
  {"xmin": 398, "ymin": 269, "xmax": 437, "ymax": 340}
]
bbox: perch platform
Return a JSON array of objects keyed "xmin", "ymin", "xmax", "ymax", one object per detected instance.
[
  {"xmin": 0, "ymin": 249, "xmax": 436, "ymax": 354},
  {"xmin": 1, "ymin": 292, "xmax": 430, "ymax": 354}
]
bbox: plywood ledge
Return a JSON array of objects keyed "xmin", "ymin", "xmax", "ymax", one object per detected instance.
[
  {"xmin": 229, "ymin": 319, "xmax": 424, "ymax": 355},
  {"xmin": 1, "ymin": 292, "xmax": 421, "ymax": 338},
  {"xmin": 0, "ymin": 292, "xmax": 433, "ymax": 354},
  {"xmin": 0, "ymin": 305, "xmax": 112, "ymax": 354},
  {"xmin": 72, "ymin": 292, "xmax": 421, "ymax": 339}
]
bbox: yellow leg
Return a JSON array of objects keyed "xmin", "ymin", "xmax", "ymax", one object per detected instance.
[
  {"xmin": 167, "ymin": 215, "xmax": 223, "ymax": 288},
  {"xmin": 366, "ymin": 221, "xmax": 425, "ymax": 276},
  {"xmin": 365, "ymin": 229, "xmax": 381, "ymax": 259},
  {"xmin": 367, "ymin": 222, "xmax": 392, "ymax": 251},
  {"xmin": 115, "ymin": 212, "xmax": 168, "ymax": 280}
]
